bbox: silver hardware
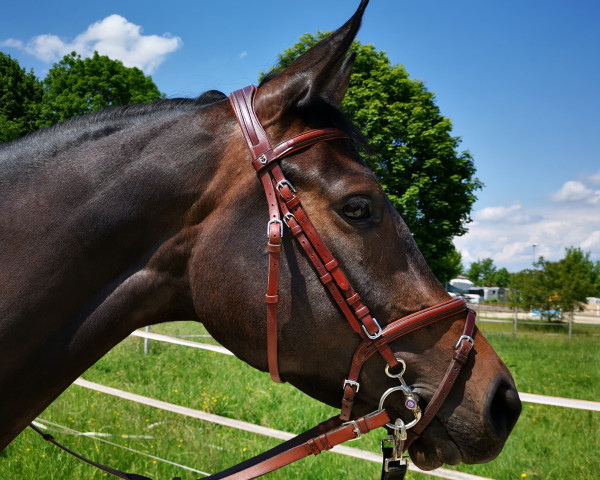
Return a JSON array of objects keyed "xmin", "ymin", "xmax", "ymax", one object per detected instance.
[
  {"xmin": 275, "ymin": 179, "xmax": 296, "ymax": 196},
  {"xmin": 384, "ymin": 357, "xmax": 421, "ymax": 413},
  {"xmin": 342, "ymin": 420, "xmax": 361, "ymax": 440},
  {"xmin": 267, "ymin": 219, "xmax": 283, "ymax": 237},
  {"xmin": 283, "ymin": 212, "xmax": 298, "ymax": 228},
  {"xmin": 361, "ymin": 317, "xmax": 383, "ymax": 340},
  {"xmin": 381, "ymin": 419, "xmax": 408, "ymax": 472},
  {"xmin": 385, "ymin": 359, "xmax": 407, "ymax": 379},
  {"xmin": 343, "ymin": 379, "xmax": 360, "ymax": 393},
  {"xmin": 257, "ymin": 154, "xmax": 268, "ymax": 165},
  {"xmin": 455, "ymin": 334, "xmax": 474, "ymax": 350},
  {"xmin": 378, "ymin": 385, "xmax": 422, "ymax": 430}
]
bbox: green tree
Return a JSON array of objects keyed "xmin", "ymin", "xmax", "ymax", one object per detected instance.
[
  {"xmin": 544, "ymin": 248, "xmax": 599, "ymax": 314},
  {"xmin": 493, "ymin": 267, "xmax": 511, "ymax": 288},
  {"xmin": 261, "ymin": 33, "xmax": 482, "ymax": 283},
  {"xmin": 40, "ymin": 51, "xmax": 164, "ymax": 126},
  {"xmin": 467, "ymin": 258, "xmax": 496, "ymax": 285},
  {"xmin": 466, "ymin": 258, "xmax": 510, "ymax": 287},
  {"xmin": 509, "ymin": 247, "xmax": 598, "ymax": 321},
  {"xmin": 437, "ymin": 246, "xmax": 464, "ymax": 284},
  {"xmin": 0, "ymin": 52, "xmax": 43, "ymax": 142}
]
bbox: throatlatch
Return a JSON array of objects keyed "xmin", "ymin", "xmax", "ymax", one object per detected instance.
[{"xmin": 29, "ymin": 85, "xmax": 477, "ymax": 480}]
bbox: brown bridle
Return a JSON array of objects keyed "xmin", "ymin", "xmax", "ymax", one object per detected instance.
[
  {"xmin": 227, "ymin": 85, "xmax": 477, "ymax": 475},
  {"xmin": 30, "ymin": 85, "xmax": 477, "ymax": 480}
]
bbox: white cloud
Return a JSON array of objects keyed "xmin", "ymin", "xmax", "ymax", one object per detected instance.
[
  {"xmin": 0, "ymin": 38, "xmax": 24, "ymax": 49},
  {"xmin": 551, "ymin": 180, "xmax": 600, "ymax": 205},
  {"xmin": 474, "ymin": 204, "xmax": 521, "ymax": 222},
  {"xmin": 3, "ymin": 15, "xmax": 182, "ymax": 74},
  {"xmin": 239, "ymin": 51, "xmax": 248, "ymax": 59},
  {"xmin": 455, "ymin": 203, "xmax": 599, "ymax": 272},
  {"xmin": 473, "ymin": 202, "xmax": 540, "ymax": 226},
  {"xmin": 584, "ymin": 169, "xmax": 600, "ymax": 186}
]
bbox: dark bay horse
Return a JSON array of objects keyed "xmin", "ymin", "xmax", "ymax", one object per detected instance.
[{"xmin": 0, "ymin": 0, "xmax": 520, "ymax": 472}]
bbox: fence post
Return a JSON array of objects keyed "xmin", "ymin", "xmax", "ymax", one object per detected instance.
[
  {"xmin": 513, "ymin": 306, "xmax": 518, "ymax": 339},
  {"xmin": 568, "ymin": 312, "xmax": 573, "ymax": 340},
  {"xmin": 144, "ymin": 325, "xmax": 150, "ymax": 355}
]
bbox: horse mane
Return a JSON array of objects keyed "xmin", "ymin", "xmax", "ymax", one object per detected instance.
[{"xmin": 0, "ymin": 90, "xmax": 228, "ymax": 158}]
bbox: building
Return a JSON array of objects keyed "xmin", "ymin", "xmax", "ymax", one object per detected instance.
[{"xmin": 447, "ymin": 276, "xmax": 507, "ymax": 303}]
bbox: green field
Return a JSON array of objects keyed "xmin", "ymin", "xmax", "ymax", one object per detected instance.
[{"xmin": 2, "ymin": 320, "xmax": 599, "ymax": 480}]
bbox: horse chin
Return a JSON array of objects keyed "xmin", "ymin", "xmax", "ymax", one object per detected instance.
[
  {"xmin": 407, "ymin": 423, "xmax": 463, "ymax": 470},
  {"xmin": 407, "ymin": 417, "xmax": 505, "ymax": 471}
]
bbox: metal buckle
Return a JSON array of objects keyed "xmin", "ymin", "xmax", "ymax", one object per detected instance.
[
  {"xmin": 361, "ymin": 317, "xmax": 383, "ymax": 340},
  {"xmin": 455, "ymin": 334, "xmax": 474, "ymax": 351},
  {"xmin": 283, "ymin": 212, "xmax": 298, "ymax": 228},
  {"xmin": 342, "ymin": 420, "xmax": 361, "ymax": 440},
  {"xmin": 275, "ymin": 179, "xmax": 296, "ymax": 196},
  {"xmin": 343, "ymin": 379, "xmax": 360, "ymax": 393},
  {"xmin": 267, "ymin": 219, "xmax": 283, "ymax": 237}
]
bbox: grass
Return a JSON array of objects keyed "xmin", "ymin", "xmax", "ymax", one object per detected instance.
[{"xmin": 2, "ymin": 319, "xmax": 599, "ymax": 480}]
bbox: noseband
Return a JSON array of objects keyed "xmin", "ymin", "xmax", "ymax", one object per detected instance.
[
  {"xmin": 32, "ymin": 86, "xmax": 476, "ymax": 480},
  {"xmin": 229, "ymin": 86, "xmax": 476, "ymax": 471}
]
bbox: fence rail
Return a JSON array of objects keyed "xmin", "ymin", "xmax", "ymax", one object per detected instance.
[
  {"xmin": 130, "ymin": 330, "xmax": 600, "ymax": 412},
  {"xmin": 72, "ymin": 378, "xmax": 492, "ymax": 480}
]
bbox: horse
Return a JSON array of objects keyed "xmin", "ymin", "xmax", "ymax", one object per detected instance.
[{"xmin": 0, "ymin": 0, "xmax": 520, "ymax": 474}]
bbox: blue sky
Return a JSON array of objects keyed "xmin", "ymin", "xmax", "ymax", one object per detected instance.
[{"xmin": 2, "ymin": 0, "xmax": 599, "ymax": 272}]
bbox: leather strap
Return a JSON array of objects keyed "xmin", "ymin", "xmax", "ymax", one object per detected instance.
[
  {"xmin": 230, "ymin": 86, "xmax": 361, "ymax": 383},
  {"xmin": 29, "ymin": 424, "xmax": 154, "ymax": 480},
  {"xmin": 230, "ymin": 85, "xmax": 402, "ymax": 383},
  {"xmin": 203, "ymin": 410, "xmax": 389, "ymax": 479},
  {"xmin": 229, "ymin": 86, "xmax": 477, "ymax": 437},
  {"xmin": 409, "ymin": 309, "xmax": 476, "ymax": 438},
  {"xmin": 32, "ymin": 83, "xmax": 479, "ymax": 480},
  {"xmin": 230, "ymin": 86, "xmax": 283, "ymax": 382}
]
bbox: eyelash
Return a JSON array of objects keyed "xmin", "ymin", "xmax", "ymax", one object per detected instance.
[{"xmin": 342, "ymin": 198, "xmax": 372, "ymax": 220}]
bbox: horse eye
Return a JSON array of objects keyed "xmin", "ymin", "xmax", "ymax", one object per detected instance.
[{"xmin": 342, "ymin": 198, "xmax": 372, "ymax": 220}]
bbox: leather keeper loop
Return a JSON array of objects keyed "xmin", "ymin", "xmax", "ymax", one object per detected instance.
[
  {"xmin": 267, "ymin": 242, "xmax": 282, "ymax": 253},
  {"xmin": 453, "ymin": 351, "xmax": 469, "ymax": 365},
  {"xmin": 320, "ymin": 273, "xmax": 333, "ymax": 285},
  {"xmin": 347, "ymin": 292, "xmax": 361, "ymax": 306},
  {"xmin": 325, "ymin": 259, "xmax": 338, "ymax": 271},
  {"xmin": 285, "ymin": 196, "xmax": 301, "ymax": 210},
  {"xmin": 265, "ymin": 294, "xmax": 280, "ymax": 304},
  {"xmin": 355, "ymin": 306, "xmax": 370, "ymax": 320}
]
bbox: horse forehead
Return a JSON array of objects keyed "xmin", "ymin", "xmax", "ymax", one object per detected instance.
[{"xmin": 289, "ymin": 141, "xmax": 378, "ymax": 188}]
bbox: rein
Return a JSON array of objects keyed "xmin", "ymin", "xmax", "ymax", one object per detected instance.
[{"xmin": 30, "ymin": 85, "xmax": 476, "ymax": 480}]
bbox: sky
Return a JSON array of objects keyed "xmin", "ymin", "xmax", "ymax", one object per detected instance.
[{"xmin": 2, "ymin": 0, "xmax": 599, "ymax": 273}]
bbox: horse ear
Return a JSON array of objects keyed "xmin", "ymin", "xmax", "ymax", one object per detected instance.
[{"xmin": 257, "ymin": 0, "xmax": 368, "ymax": 117}]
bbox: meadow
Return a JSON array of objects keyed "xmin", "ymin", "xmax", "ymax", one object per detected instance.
[{"xmin": 2, "ymin": 320, "xmax": 599, "ymax": 480}]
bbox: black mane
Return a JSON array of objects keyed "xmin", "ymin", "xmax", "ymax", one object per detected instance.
[{"xmin": 0, "ymin": 90, "xmax": 227, "ymax": 157}]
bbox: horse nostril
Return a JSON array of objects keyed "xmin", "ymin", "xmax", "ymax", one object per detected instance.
[{"xmin": 485, "ymin": 378, "xmax": 522, "ymax": 438}]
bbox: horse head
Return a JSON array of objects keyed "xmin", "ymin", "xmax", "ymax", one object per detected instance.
[
  {"xmin": 0, "ymin": 0, "xmax": 520, "ymax": 471},
  {"xmin": 190, "ymin": 0, "xmax": 521, "ymax": 471}
]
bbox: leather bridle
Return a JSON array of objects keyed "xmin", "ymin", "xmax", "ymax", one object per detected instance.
[
  {"xmin": 227, "ymin": 85, "xmax": 477, "ymax": 476},
  {"xmin": 30, "ymin": 85, "xmax": 477, "ymax": 480}
]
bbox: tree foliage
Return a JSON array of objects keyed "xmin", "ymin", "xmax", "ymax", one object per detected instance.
[
  {"xmin": 509, "ymin": 247, "xmax": 600, "ymax": 321},
  {"xmin": 0, "ymin": 52, "xmax": 43, "ymax": 142},
  {"xmin": 467, "ymin": 258, "xmax": 510, "ymax": 287},
  {"xmin": 40, "ymin": 52, "xmax": 164, "ymax": 126},
  {"xmin": 261, "ymin": 33, "xmax": 482, "ymax": 283},
  {"xmin": 1, "ymin": 51, "xmax": 164, "ymax": 141}
]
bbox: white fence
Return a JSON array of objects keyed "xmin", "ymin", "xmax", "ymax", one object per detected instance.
[
  {"xmin": 42, "ymin": 329, "xmax": 597, "ymax": 480},
  {"xmin": 130, "ymin": 330, "xmax": 600, "ymax": 412}
]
